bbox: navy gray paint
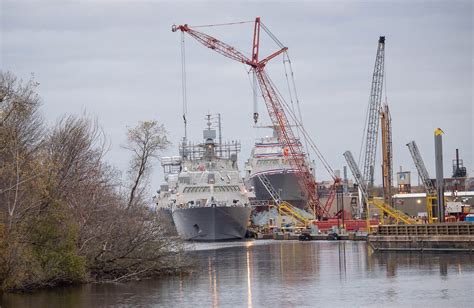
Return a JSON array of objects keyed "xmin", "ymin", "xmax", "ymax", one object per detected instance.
[
  {"xmin": 173, "ymin": 206, "xmax": 252, "ymax": 241},
  {"xmin": 435, "ymin": 129, "xmax": 445, "ymax": 222}
]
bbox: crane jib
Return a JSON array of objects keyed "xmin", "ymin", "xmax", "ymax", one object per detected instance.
[{"xmin": 172, "ymin": 18, "xmax": 336, "ymax": 217}]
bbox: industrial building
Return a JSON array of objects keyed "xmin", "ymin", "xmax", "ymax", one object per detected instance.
[{"xmin": 392, "ymin": 191, "xmax": 474, "ymax": 217}]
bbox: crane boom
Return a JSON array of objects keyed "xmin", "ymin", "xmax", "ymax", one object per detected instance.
[
  {"xmin": 345, "ymin": 149, "xmax": 416, "ymax": 224},
  {"xmin": 172, "ymin": 24, "xmax": 253, "ymax": 66},
  {"xmin": 173, "ymin": 18, "xmax": 327, "ymax": 217},
  {"xmin": 407, "ymin": 140, "xmax": 437, "ymax": 223},
  {"xmin": 363, "ymin": 36, "xmax": 385, "ymax": 189},
  {"xmin": 255, "ymin": 69, "xmax": 320, "ymax": 214},
  {"xmin": 406, "ymin": 141, "xmax": 436, "ymax": 194},
  {"xmin": 344, "ymin": 150, "xmax": 368, "ymax": 201}
]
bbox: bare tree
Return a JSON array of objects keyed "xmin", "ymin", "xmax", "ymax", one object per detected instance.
[
  {"xmin": 124, "ymin": 120, "xmax": 170, "ymax": 208},
  {"xmin": 1, "ymin": 72, "xmax": 188, "ymax": 291},
  {"xmin": 41, "ymin": 115, "xmax": 186, "ymax": 285},
  {"xmin": 0, "ymin": 71, "xmax": 43, "ymax": 230}
]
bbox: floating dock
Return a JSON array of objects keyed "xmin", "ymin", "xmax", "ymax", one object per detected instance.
[
  {"xmin": 255, "ymin": 232, "xmax": 367, "ymax": 241},
  {"xmin": 368, "ymin": 223, "xmax": 474, "ymax": 252}
]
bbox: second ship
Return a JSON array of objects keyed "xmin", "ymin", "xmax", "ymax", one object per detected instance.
[{"xmin": 244, "ymin": 126, "xmax": 314, "ymax": 209}]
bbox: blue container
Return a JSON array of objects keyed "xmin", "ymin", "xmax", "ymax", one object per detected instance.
[{"xmin": 465, "ymin": 215, "xmax": 474, "ymax": 222}]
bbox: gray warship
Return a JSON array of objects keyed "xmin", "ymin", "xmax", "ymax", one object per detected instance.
[
  {"xmin": 155, "ymin": 115, "xmax": 251, "ymax": 241},
  {"xmin": 244, "ymin": 127, "xmax": 314, "ymax": 209}
]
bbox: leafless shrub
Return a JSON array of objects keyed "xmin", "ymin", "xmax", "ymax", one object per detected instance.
[
  {"xmin": 0, "ymin": 71, "xmax": 44, "ymax": 230},
  {"xmin": 0, "ymin": 71, "xmax": 188, "ymax": 291},
  {"xmin": 124, "ymin": 120, "xmax": 170, "ymax": 208}
]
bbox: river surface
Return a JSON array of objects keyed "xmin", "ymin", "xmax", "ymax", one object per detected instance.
[{"xmin": 2, "ymin": 240, "xmax": 473, "ymax": 307}]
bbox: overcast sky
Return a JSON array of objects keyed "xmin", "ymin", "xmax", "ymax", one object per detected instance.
[{"xmin": 1, "ymin": 0, "xmax": 472, "ymax": 190}]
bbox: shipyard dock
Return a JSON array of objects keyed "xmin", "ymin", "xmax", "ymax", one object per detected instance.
[
  {"xmin": 252, "ymin": 221, "xmax": 474, "ymax": 253},
  {"xmin": 368, "ymin": 223, "xmax": 474, "ymax": 252}
]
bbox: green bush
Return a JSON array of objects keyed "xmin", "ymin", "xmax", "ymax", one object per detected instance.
[
  {"xmin": 29, "ymin": 201, "xmax": 86, "ymax": 287},
  {"xmin": 0, "ymin": 201, "xmax": 86, "ymax": 291}
]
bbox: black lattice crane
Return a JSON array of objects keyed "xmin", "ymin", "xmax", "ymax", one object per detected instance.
[
  {"xmin": 363, "ymin": 36, "xmax": 385, "ymax": 191},
  {"xmin": 344, "ymin": 36, "xmax": 386, "ymax": 218}
]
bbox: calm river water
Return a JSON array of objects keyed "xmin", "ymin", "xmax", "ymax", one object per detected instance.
[{"xmin": 2, "ymin": 240, "xmax": 473, "ymax": 307}]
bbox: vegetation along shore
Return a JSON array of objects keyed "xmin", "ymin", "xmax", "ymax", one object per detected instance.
[{"xmin": 0, "ymin": 71, "xmax": 189, "ymax": 292}]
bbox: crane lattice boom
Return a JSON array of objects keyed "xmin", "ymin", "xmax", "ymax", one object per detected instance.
[
  {"xmin": 255, "ymin": 70, "xmax": 320, "ymax": 214},
  {"xmin": 173, "ymin": 17, "xmax": 328, "ymax": 217},
  {"xmin": 363, "ymin": 36, "xmax": 385, "ymax": 189},
  {"xmin": 344, "ymin": 150, "xmax": 368, "ymax": 201},
  {"xmin": 407, "ymin": 141, "xmax": 436, "ymax": 194}
]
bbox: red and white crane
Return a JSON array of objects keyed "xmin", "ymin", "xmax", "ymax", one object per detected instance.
[{"xmin": 172, "ymin": 17, "xmax": 339, "ymax": 218}]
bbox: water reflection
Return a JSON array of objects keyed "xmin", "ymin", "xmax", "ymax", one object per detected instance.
[
  {"xmin": 246, "ymin": 249, "xmax": 252, "ymax": 308},
  {"xmin": 369, "ymin": 250, "xmax": 473, "ymax": 279},
  {"xmin": 2, "ymin": 241, "xmax": 473, "ymax": 307},
  {"xmin": 207, "ymin": 256, "xmax": 219, "ymax": 307},
  {"xmin": 338, "ymin": 241, "xmax": 347, "ymax": 281},
  {"xmin": 178, "ymin": 272, "xmax": 184, "ymax": 305}
]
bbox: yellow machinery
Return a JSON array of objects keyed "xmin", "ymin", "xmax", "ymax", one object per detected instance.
[
  {"xmin": 256, "ymin": 173, "xmax": 313, "ymax": 230},
  {"xmin": 380, "ymin": 104, "xmax": 393, "ymax": 207},
  {"xmin": 344, "ymin": 151, "xmax": 415, "ymax": 228},
  {"xmin": 369, "ymin": 198, "xmax": 416, "ymax": 225},
  {"xmin": 277, "ymin": 201, "xmax": 312, "ymax": 228},
  {"xmin": 426, "ymin": 195, "xmax": 437, "ymax": 223}
]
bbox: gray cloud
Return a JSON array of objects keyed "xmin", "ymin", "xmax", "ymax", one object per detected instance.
[{"xmin": 2, "ymin": 0, "xmax": 472, "ymax": 190}]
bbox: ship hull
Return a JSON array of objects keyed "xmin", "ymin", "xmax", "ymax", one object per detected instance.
[
  {"xmin": 248, "ymin": 172, "xmax": 306, "ymax": 208},
  {"xmin": 172, "ymin": 206, "xmax": 252, "ymax": 241}
]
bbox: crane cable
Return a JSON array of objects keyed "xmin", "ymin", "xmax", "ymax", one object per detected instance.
[
  {"xmin": 286, "ymin": 53, "xmax": 304, "ymax": 127},
  {"xmin": 383, "ymin": 55, "xmax": 388, "ymax": 107},
  {"xmin": 261, "ymin": 22, "xmax": 284, "ymax": 49},
  {"xmin": 255, "ymin": 22, "xmax": 335, "ymax": 178},
  {"xmin": 181, "ymin": 31, "xmax": 188, "ymax": 140},
  {"xmin": 182, "ymin": 20, "xmax": 336, "ymax": 178},
  {"xmin": 261, "ymin": 22, "xmax": 307, "ymax": 142},
  {"xmin": 283, "ymin": 53, "xmax": 297, "ymax": 123},
  {"xmin": 262, "ymin": 22, "xmax": 330, "ymax": 177},
  {"xmin": 265, "ymin": 71, "xmax": 337, "ymax": 179},
  {"xmin": 191, "ymin": 20, "xmax": 253, "ymax": 28},
  {"xmin": 358, "ymin": 95, "xmax": 371, "ymax": 169},
  {"xmin": 283, "ymin": 51, "xmax": 310, "ymax": 155}
]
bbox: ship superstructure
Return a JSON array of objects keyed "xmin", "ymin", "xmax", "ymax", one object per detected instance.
[{"xmin": 244, "ymin": 127, "xmax": 314, "ymax": 209}]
